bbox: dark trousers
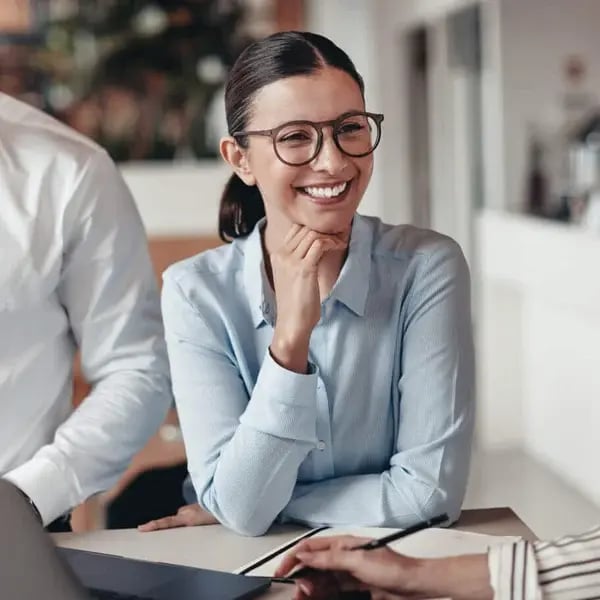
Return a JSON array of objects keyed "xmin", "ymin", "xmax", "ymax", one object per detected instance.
[
  {"xmin": 46, "ymin": 515, "xmax": 72, "ymax": 533},
  {"xmin": 105, "ymin": 462, "xmax": 188, "ymax": 529}
]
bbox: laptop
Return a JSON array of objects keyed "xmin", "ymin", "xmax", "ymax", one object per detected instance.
[{"xmin": 0, "ymin": 479, "xmax": 271, "ymax": 600}]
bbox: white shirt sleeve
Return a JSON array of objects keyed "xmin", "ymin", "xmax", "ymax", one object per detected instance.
[
  {"xmin": 5, "ymin": 150, "xmax": 172, "ymax": 524},
  {"xmin": 488, "ymin": 525, "xmax": 600, "ymax": 599}
]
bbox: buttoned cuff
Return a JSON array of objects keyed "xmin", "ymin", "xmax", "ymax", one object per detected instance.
[
  {"xmin": 240, "ymin": 349, "xmax": 318, "ymax": 443},
  {"xmin": 4, "ymin": 456, "xmax": 73, "ymax": 526}
]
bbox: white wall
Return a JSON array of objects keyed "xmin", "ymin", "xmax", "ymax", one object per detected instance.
[
  {"xmin": 477, "ymin": 210, "xmax": 600, "ymax": 505},
  {"xmin": 383, "ymin": 0, "xmax": 482, "ymax": 24},
  {"xmin": 120, "ymin": 162, "xmax": 229, "ymax": 236}
]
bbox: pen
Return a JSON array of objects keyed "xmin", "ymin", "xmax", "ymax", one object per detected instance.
[
  {"xmin": 276, "ymin": 512, "xmax": 449, "ymax": 583},
  {"xmin": 350, "ymin": 512, "xmax": 449, "ymax": 550}
]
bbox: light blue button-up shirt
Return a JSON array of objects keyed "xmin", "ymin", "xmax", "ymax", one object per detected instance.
[{"xmin": 163, "ymin": 214, "xmax": 474, "ymax": 536}]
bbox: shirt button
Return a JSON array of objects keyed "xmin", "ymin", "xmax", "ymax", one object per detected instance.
[{"xmin": 316, "ymin": 440, "xmax": 326, "ymax": 451}]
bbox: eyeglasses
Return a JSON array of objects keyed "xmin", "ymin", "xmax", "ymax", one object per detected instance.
[{"xmin": 233, "ymin": 111, "xmax": 384, "ymax": 166}]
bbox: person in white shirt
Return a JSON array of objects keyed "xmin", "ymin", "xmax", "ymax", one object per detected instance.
[
  {"xmin": 276, "ymin": 526, "xmax": 600, "ymax": 599},
  {"xmin": 0, "ymin": 92, "xmax": 172, "ymax": 529}
]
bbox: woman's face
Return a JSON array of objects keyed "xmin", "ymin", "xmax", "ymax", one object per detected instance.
[{"xmin": 236, "ymin": 66, "xmax": 374, "ymax": 236}]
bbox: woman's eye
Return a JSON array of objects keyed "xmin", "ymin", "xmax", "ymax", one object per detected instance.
[
  {"xmin": 338, "ymin": 122, "xmax": 364, "ymax": 135},
  {"xmin": 279, "ymin": 132, "xmax": 311, "ymax": 143}
]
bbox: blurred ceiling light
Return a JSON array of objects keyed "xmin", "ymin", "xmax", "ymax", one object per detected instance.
[
  {"xmin": 196, "ymin": 55, "xmax": 226, "ymax": 85},
  {"xmin": 48, "ymin": 83, "xmax": 74, "ymax": 111},
  {"xmin": 133, "ymin": 4, "xmax": 168, "ymax": 37},
  {"xmin": 48, "ymin": 0, "xmax": 78, "ymax": 21}
]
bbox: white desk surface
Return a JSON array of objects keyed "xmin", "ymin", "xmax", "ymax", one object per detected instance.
[{"xmin": 53, "ymin": 507, "xmax": 536, "ymax": 599}]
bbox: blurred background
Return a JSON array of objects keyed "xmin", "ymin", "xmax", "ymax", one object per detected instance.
[{"xmin": 1, "ymin": 0, "xmax": 599, "ymax": 537}]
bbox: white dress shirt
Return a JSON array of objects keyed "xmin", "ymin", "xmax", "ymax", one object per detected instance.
[{"xmin": 0, "ymin": 93, "xmax": 172, "ymax": 524}]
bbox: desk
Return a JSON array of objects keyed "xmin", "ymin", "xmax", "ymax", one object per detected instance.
[{"xmin": 53, "ymin": 507, "xmax": 536, "ymax": 599}]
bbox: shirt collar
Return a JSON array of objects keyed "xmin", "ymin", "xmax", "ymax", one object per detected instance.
[
  {"xmin": 241, "ymin": 214, "xmax": 373, "ymax": 328},
  {"xmin": 242, "ymin": 218, "xmax": 274, "ymax": 328},
  {"xmin": 329, "ymin": 214, "xmax": 372, "ymax": 317}
]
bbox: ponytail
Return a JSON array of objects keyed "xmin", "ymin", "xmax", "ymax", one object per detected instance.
[{"xmin": 218, "ymin": 173, "xmax": 265, "ymax": 242}]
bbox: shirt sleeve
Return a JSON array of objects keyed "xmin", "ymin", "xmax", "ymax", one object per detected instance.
[
  {"xmin": 279, "ymin": 239, "xmax": 475, "ymax": 527},
  {"xmin": 5, "ymin": 149, "xmax": 172, "ymax": 525},
  {"xmin": 489, "ymin": 526, "xmax": 600, "ymax": 599},
  {"xmin": 162, "ymin": 272, "xmax": 320, "ymax": 536}
]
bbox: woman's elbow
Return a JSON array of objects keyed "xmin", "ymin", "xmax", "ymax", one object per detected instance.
[
  {"xmin": 198, "ymin": 478, "xmax": 278, "ymax": 537},
  {"xmin": 225, "ymin": 515, "xmax": 271, "ymax": 537},
  {"xmin": 205, "ymin": 494, "xmax": 274, "ymax": 537}
]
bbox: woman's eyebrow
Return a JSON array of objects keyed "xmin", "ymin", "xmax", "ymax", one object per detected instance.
[{"xmin": 258, "ymin": 110, "xmax": 367, "ymax": 129}]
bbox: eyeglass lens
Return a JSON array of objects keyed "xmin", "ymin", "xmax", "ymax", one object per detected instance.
[{"xmin": 274, "ymin": 113, "xmax": 380, "ymax": 165}]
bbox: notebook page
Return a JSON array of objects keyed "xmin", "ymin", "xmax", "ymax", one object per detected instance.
[
  {"xmin": 383, "ymin": 527, "xmax": 520, "ymax": 557},
  {"xmin": 238, "ymin": 526, "xmax": 519, "ymax": 577}
]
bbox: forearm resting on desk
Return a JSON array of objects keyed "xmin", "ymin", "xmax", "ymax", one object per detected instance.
[
  {"xmin": 282, "ymin": 469, "xmax": 463, "ymax": 529},
  {"xmin": 165, "ymin": 305, "xmax": 321, "ymax": 535},
  {"xmin": 195, "ymin": 428, "xmax": 311, "ymax": 536}
]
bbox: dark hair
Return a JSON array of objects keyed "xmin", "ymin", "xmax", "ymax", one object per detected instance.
[{"xmin": 218, "ymin": 31, "xmax": 365, "ymax": 242}]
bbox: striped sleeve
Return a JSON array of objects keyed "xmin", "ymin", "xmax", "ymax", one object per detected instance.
[
  {"xmin": 488, "ymin": 525, "xmax": 600, "ymax": 599},
  {"xmin": 488, "ymin": 539, "xmax": 542, "ymax": 599}
]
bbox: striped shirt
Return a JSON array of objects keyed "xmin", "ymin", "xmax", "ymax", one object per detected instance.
[{"xmin": 489, "ymin": 525, "xmax": 600, "ymax": 599}]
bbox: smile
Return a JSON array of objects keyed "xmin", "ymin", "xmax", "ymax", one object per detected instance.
[{"xmin": 297, "ymin": 181, "xmax": 350, "ymax": 199}]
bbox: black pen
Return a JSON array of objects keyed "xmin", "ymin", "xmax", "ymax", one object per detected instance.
[
  {"xmin": 350, "ymin": 512, "xmax": 449, "ymax": 550},
  {"xmin": 275, "ymin": 512, "xmax": 449, "ymax": 584}
]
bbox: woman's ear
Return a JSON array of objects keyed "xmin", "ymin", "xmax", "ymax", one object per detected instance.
[{"xmin": 220, "ymin": 137, "xmax": 256, "ymax": 186}]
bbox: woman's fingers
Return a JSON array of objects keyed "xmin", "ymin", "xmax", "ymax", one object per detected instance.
[
  {"xmin": 283, "ymin": 224, "xmax": 348, "ymax": 258},
  {"xmin": 284, "ymin": 223, "xmax": 309, "ymax": 253},
  {"xmin": 294, "ymin": 535, "xmax": 371, "ymax": 555},
  {"xmin": 296, "ymin": 548, "xmax": 362, "ymax": 573},
  {"xmin": 275, "ymin": 536, "xmax": 373, "ymax": 577},
  {"xmin": 274, "ymin": 552, "xmax": 303, "ymax": 578},
  {"xmin": 303, "ymin": 237, "xmax": 336, "ymax": 266},
  {"xmin": 137, "ymin": 514, "xmax": 187, "ymax": 532},
  {"xmin": 137, "ymin": 504, "xmax": 218, "ymax": 532}
]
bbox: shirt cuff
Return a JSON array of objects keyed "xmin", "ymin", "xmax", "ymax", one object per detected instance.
[
  {"xmin": 4, "ymin": 456, "xmax": 72, "ymax": 526},
  {"xmin": 488, "ymin": 540, "xmax": 542, "ymax": 600},
  {"xmin": 240, "ymin": 349, "xmax": 318, "ymax": 443}
]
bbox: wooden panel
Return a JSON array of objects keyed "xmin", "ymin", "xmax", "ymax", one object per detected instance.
[
  {"xmin": 275, "ymin": 0, "xmax": 304, "ymax": 31},
  {"xmin": 148, "ymin": 235, "xmax": 223, "ymax": 288},
  {"xmin": 0, "ymin": 0, "xmax": 32, "ymax": 32}
]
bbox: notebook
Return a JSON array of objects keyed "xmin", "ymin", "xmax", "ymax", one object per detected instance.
[{"xmin": 237, "ymin": 525, "xmax": 520, "ymax": 577}]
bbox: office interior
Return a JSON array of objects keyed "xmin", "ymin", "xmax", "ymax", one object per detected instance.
[{"xmin": 1, "ymin": 0, "xmax": 599, "ymax": 543}]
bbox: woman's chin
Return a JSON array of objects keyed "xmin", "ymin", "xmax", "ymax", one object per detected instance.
[{"xmin": 298, "ymin": 213, "xmax": 354, "ymax": 236}]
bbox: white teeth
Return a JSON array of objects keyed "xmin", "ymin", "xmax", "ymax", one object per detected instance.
[{"xmin": 303, "ymin": 181, "xmax": 348, "ymax": 199}]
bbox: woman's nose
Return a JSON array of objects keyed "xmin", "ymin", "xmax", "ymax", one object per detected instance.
[{"xmin": 312, "ymin": 133, "xmax": 348, "ymax": 174}]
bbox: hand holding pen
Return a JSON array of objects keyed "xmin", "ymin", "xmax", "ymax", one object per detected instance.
[{"xmin": 274, "ymin": 513, "xmax": 449, "ymax": 589}]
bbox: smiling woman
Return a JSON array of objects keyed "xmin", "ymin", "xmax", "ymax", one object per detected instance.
[{"xmin": 144, "ymin": 31, "xmax": 475, "ymax": 538}]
